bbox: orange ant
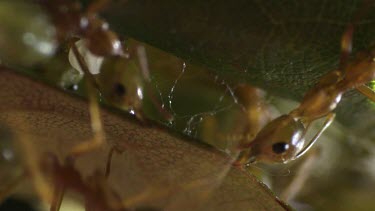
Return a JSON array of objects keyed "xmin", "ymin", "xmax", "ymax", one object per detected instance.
[
  {"xmin": 0, "ymin": 2, "xmax": 171, "ymax": 209},
  {"xmin": 0, "ymin": 0, "xmax": 127, "ymax": 158},
  {"xmin": 31, "ymin": 0, "xmax": 173, "ymax": 156},
  {"xmin": 40, "ymin": 0, "xmax": 173, "ymax": 122},
  {"xmin": 42, "ymin": 147, "xmax": 164, "ymax": 211},
  {"xmin": 0, "ymin": 121, "xmax": 138, "ymax": 211},
  {"xmin": 235, "ymin": 23, "xmax": 375, "ymax": 164},
  {"xmin": 38, "ymin": 0, "xmax": 123, "ymax": 57},
  {"xmin": 41, "ymin": 151, "xmax": 130, "ymax": 211}
]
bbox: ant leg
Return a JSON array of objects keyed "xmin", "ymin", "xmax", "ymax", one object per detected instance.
[
  {"xmin": 105, "ymin": 145, "xmax": 125, "ymax": 179},
  {"xmin": 295, "ymin": 113, "xmax": 335, "ymax": 159},
  {"xmin": 104, "ymin": 147, "xmax": 115, "ymax": 179},
  {"xmin": 86, "ymin": 0, "xmax": 111, "ymax": 15},
  {"xmin": 135, "ymin": 46, "xmax": 174, "ymax": 122},
  {"xmin": 338, "ymin": 24, "xmax": 354, "ymax": 70},
  {"xmin": 50, "ymin": 186, "xmax": 65, "ymax": 211},
  {"xmin": 356, "ymin": 85, "xmax": 375, "ymax": 102},
  {"xmin": 280, "ymin": 148, "xmax": 319, "ymax": 201},
  {"xmin": 0, "ymin": 174, "xmax": 25, "ymax": 203},
  {"xmin": 69, "ymin": 43, "xmax": 106, "ymax": 158},
  {"xmin": 16, "ymin": 133, "xmax": 53, "ymax": 204},
  {"xmin": 338, "ymin": 0, "xmax": 374, "ymax": 71}
]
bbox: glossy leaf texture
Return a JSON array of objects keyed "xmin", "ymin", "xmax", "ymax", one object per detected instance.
[
  {"xmin": 0, "ymin": 67, "xmax": 290, "ymax": 211},
  {"xmin": 103, "ymin": 0, "xmax": 375, "ymax": 139}
]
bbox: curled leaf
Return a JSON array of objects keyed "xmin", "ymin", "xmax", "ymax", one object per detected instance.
[{"xmin": 0, "ymin": 67, "xmax": 290, "ymax": 210}]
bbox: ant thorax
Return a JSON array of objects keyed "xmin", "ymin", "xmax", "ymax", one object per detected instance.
[
  {"xmin": 296, "ymin": 86, "xmax": 342, "ymax": 122},
  {"xmin": 69, "ymin": 39, "xmax": 104, "ymax": 75}
]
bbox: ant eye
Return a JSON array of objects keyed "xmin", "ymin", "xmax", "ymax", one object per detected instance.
[
  {"xmin": 113, "ymin": 83, "xmax": 126, "ymax": 96},
  {"xmin": 272, "ymin": 142, "xmax": 289, "ymax": 154}
]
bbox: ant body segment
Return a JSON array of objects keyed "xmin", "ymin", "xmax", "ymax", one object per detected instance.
[
  {"xmin": 0, "ymin": 123, "xmax": 131, "ymax": 211},
  {"xmin": 35, "ymin": 0, "xmax": 173, "ymax": 156},
  {"xmin": 39, "ymin": 0, "xmax": 124, "ymax": 57},
  {"xmin": 236, "ymin": 24, "xmax": 375, "ymax": 164},
  {"xmin": 42, "ymin": 152, "xmax": 129, "ymax": 211},
  {"xmin": 0, "ymin": 1, "xmax": 174, "ymax": 209}
]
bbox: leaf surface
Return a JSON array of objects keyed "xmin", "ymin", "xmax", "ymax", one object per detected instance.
[{"xmin": 0, "ymin": 67, "xmax": 289, "ymax": 210}]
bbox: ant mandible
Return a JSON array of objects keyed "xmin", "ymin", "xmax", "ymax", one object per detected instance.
[{"xmin": 235, "ymin": 22, "xmax": 375, "ymax": 165}]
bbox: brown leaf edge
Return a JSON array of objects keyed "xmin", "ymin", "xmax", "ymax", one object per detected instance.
[{"xmin": 0, "ymin": 66, "xmax": 292, "ymax": 211}]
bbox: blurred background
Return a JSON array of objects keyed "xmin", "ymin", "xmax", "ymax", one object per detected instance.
[{"xmin": 1, "ymin": 0, "xmax": 375, "ymax": 210}]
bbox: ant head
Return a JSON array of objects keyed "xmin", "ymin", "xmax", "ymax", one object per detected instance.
[
  {"xmin": 244, "ymin": 115, "xmax": 306, "ymax": 164},
  {"xmin": 86, "ymin": 20, "xmax": 124, "ymax": 57},
  {"xmin": 98, "ymin": 56, "xmax": 144, "ymax": 110}
]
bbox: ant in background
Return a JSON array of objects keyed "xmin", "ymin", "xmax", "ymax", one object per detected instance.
[
  {"xmin": 235, "ymin": 20, "xmax": 375, "ymax": 164},
  {"xmin": 36, "ymin": 151, "xmax": 129, "ymax": 211},
  {"xmin": 0, "ymin": 120, "xmax": 152, "ymax": 211},
  {"xmin": 0, "ymin": 0, "xmax": 166, "ymax": 210}
]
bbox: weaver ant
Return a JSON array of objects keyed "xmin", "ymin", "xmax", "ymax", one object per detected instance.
[
  {"xmin": 235, "ymin": 22, "xmax": 375, "ymax": 164},
  {"xmin": 33, "ymin": 0, "xmax": 172, "ymax": 156},
  {"xmin": 0, "ymin": 119, "xmax": 158, "ymax": 211},
  {"xmin": 0, "ymin": 0, "xmax": 167, "ymax": 209}
]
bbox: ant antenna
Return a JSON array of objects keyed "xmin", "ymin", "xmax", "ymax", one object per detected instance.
[
  {"xmin": 167, "ymin": 62, "xmax": 186, "ymax": 116},
  {"xmin": 295, "ymin": 113, "xmax": 335, "ymax": 159},
  {"xmin": 135, "ymin": 45, "xmax": 174, "ymax": 122},
  {"xmin": 339, "ymin": 0, "xmax": 372, "ymax": 70},
  {"xmin": 339, "ymin": 24, "xmax": 354, "ymax": 70}
]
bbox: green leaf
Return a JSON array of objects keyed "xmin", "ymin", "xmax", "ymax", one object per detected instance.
[{"xmin": 104, "ymin": 0, "xmax": 375, "ymax": 138}]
